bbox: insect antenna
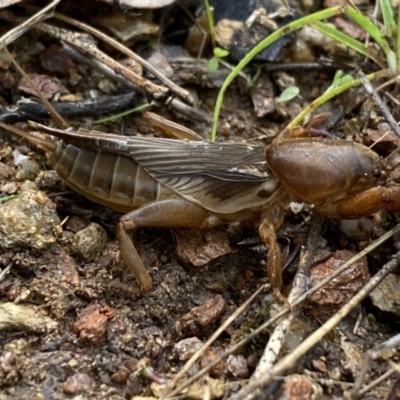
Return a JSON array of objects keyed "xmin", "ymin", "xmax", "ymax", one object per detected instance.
[{"xmin": 0, "ymin": 121, "xmax": 57, "ymax": 153}]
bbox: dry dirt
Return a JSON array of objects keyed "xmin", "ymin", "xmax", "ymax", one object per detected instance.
[{"xmin": 1, "ymin": 1, "xmax": 400, "ymax": 399}]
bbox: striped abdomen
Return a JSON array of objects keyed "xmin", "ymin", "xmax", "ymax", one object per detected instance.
[{"xmin": 48, "ymin": 141, "xmax": 180, "ymax": 212}]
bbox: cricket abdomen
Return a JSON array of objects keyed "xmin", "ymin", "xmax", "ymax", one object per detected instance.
[{"xmin": 49, "ymin": 141, "xmax": 180, "ymax": 212}]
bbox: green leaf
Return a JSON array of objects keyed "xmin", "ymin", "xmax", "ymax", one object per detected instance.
[
  {"xmin": 313, "ymin": 21, "xmax": 371, "ymax": 60},
  {"xmin": 335, "ymin": 74, "xmax": 352, "ymax": 86},
  {"xmin": 332, "ymin": 70, "xmax": 343, "ymax": 84},
  {"xmin": 277, "ymin": 86, "xmax": 300, "ymax": 103},
  {"xmin": 211, "ymin": 6, "xmax": 345, "ymax": 140},
  {"xmin": 346, "ymin": 6, "xmax": 396, "ymax": 72},
  {"xmin": 325, "ymin": 71, "xmax": 353, "ymax": 93},
  {"xmin": 207, "ymin": 57, "xmax": 219, "ymax": 72},
  {"xmin": 213, "ymin": 47, "xmax": 230, "ymax": 58},
  {"xmin": 379, "ymin": 0, "xmax": 396, "ymax": 38}
]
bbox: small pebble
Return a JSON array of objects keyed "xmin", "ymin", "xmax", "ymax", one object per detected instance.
[
  {"xmin": 16, "ymin": 158, "xmax": 41, "ymax": 181},
  {"xmin": 226, "ymin": 355, "xmax": 249, "ymax": 379},
  {"xmin": 0, "ymin": 181, "xmax": 61, "ymax": 250},
  {"xmin": 71, "ymin": 223, "xmax": 107, "ymax": 261},
  {"xmin": 63, "ymin": 373, "xmax": 94, "ymax": 395}
]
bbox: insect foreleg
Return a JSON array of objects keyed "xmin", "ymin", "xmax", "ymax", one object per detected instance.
[
  {"xmin": 259, "ymin": 204, "xmax": 286, "ymax": 291},
  {"xmin": 316, "ymin": 186, "xmax": 400, "ymax": 218}
]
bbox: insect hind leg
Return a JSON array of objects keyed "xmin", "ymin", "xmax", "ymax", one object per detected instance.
[{"xmin": 118, "ymin": 199, "xmax": 215, "ymax": 291}]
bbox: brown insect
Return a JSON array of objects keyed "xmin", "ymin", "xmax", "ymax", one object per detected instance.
[{"xmin": 2, "ymin": 119, "xmax": 400, "ymax": 292}]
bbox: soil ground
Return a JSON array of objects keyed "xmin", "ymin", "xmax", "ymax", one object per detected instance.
[{"xmin": 1, "ymin": 1, "xmax": 400, "ymax": 399}]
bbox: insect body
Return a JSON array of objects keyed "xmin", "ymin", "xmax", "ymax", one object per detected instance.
[
  {"xmin": 2, "ymin": 121, "xmax": 400, "ymax": 291},
  {"xmin": 262, "ymin": 137, "xmax": 400, "ymax": 288},
  {"xmin": 4, "ymin": 121, "xmax": 280, "ymax": 290},
  {"xmin": 265, "ymin": 138, "xmax": 399, "ymax": 218}
]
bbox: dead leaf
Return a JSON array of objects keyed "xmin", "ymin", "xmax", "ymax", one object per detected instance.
[
  {"xmin": 18, "ymin": 73, "xmax": 68, "ymax": 99},
  {"xmin": 73, "ymin": 304, "xmax": 115, "ymax": 343},
  {"xmin": 173, "ymin": 226, "xmax": 232, "ymax": 268}
]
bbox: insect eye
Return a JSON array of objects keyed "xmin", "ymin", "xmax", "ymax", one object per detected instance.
[
  {"xmin": 373, "ymin": 169, "xmax": 386, "ymax": 179},
  {"xmin": 373, "ymin": 169, "xmax": 382, "ymax": 178}
]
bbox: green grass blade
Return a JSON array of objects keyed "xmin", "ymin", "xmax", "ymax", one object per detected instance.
[
  {"xmin": 211, "ymin": 6, "xmax": 345, "ymax": 140},
  {"xmin": 313, "ymin": 21, "xmax": 383, "ymax": 67},
  {"xmin": 0, "ymin": 194, "xmax": 18, "ymax": 204},
  {"xmin": 287, "ymin": 69, "xmax": 390, "ymax": 128},
  {"xmin": 346, "ymin": 7, "xmax": 396, "ymax": 72},
  {"xmin": 92, "ymin": 102, "xmax": 153, "ymax": 125},
  {"xmin": 379, "ymin": 0, "xmax": 396, "ymax": 39},
  {"xmin": 397, "ymin": 1, "xmax": 400, "ymax": 72},
  {"xmin": 204, "ymin": 0, "xmax": 215, "ymax": 48},
  {"xmin": 313, "ymin": 21, "xmax": 370, "ymax": 58},
  {"xmin": 211, "ymin": 5, "xmax": 396, "ymax": 140}
]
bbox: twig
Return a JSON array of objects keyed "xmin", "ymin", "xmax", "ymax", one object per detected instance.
[
  {"xmin": 144, "ymin": 112, "xmax": 203, "ymax": 140},
  {"xmin": 0, "ymin": 0, "xmax": 60, "ymax": 50},
  {"xmin": 0, "ymin": 10, "xmax": 168, "ymax": 100},
  {"xmin": 245, "ymin": 216, "xmax": 321, "ymax": 400},
  {"xmin": 355, "ymin": 368, "xmax": 395, "ymax": 398},
  {"xmin": 167, "ymin": 226, "xmax": 400, "ymax": 398},
  {"xmin": 0, "ymin": 263, "xmax": 13, "ymax": 282},
  {"xmin": 357, "ymin": 69, "xmax": 400, "ymax": 141},
  {"xmin": 384, "ymin": 91, "xmax": 400, "ymax": 107},
  {"xmin": 161, "ymin": 284, "xmax": 269, "ymax": 399},
  {"xmin": 352, "ymin": 333, "xmax": 400, "ymax": 397},
  {"xmin": 51, "ymin": 11, "xmax": 193, "ymax": 104},
  {"xmin": 226, "ymin": 252, "xmax": 400, "ymax": 400},
  {"xmin": 165, "ymin": 224, "xmax": 400, "ymax": 399},
  {"xmin": 61, "ymin": 43, "xmax": 137, "ymax": 89},
  {"xmin": 4, "ymin": 47, "xmax": 67, "ymax": 129}
]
